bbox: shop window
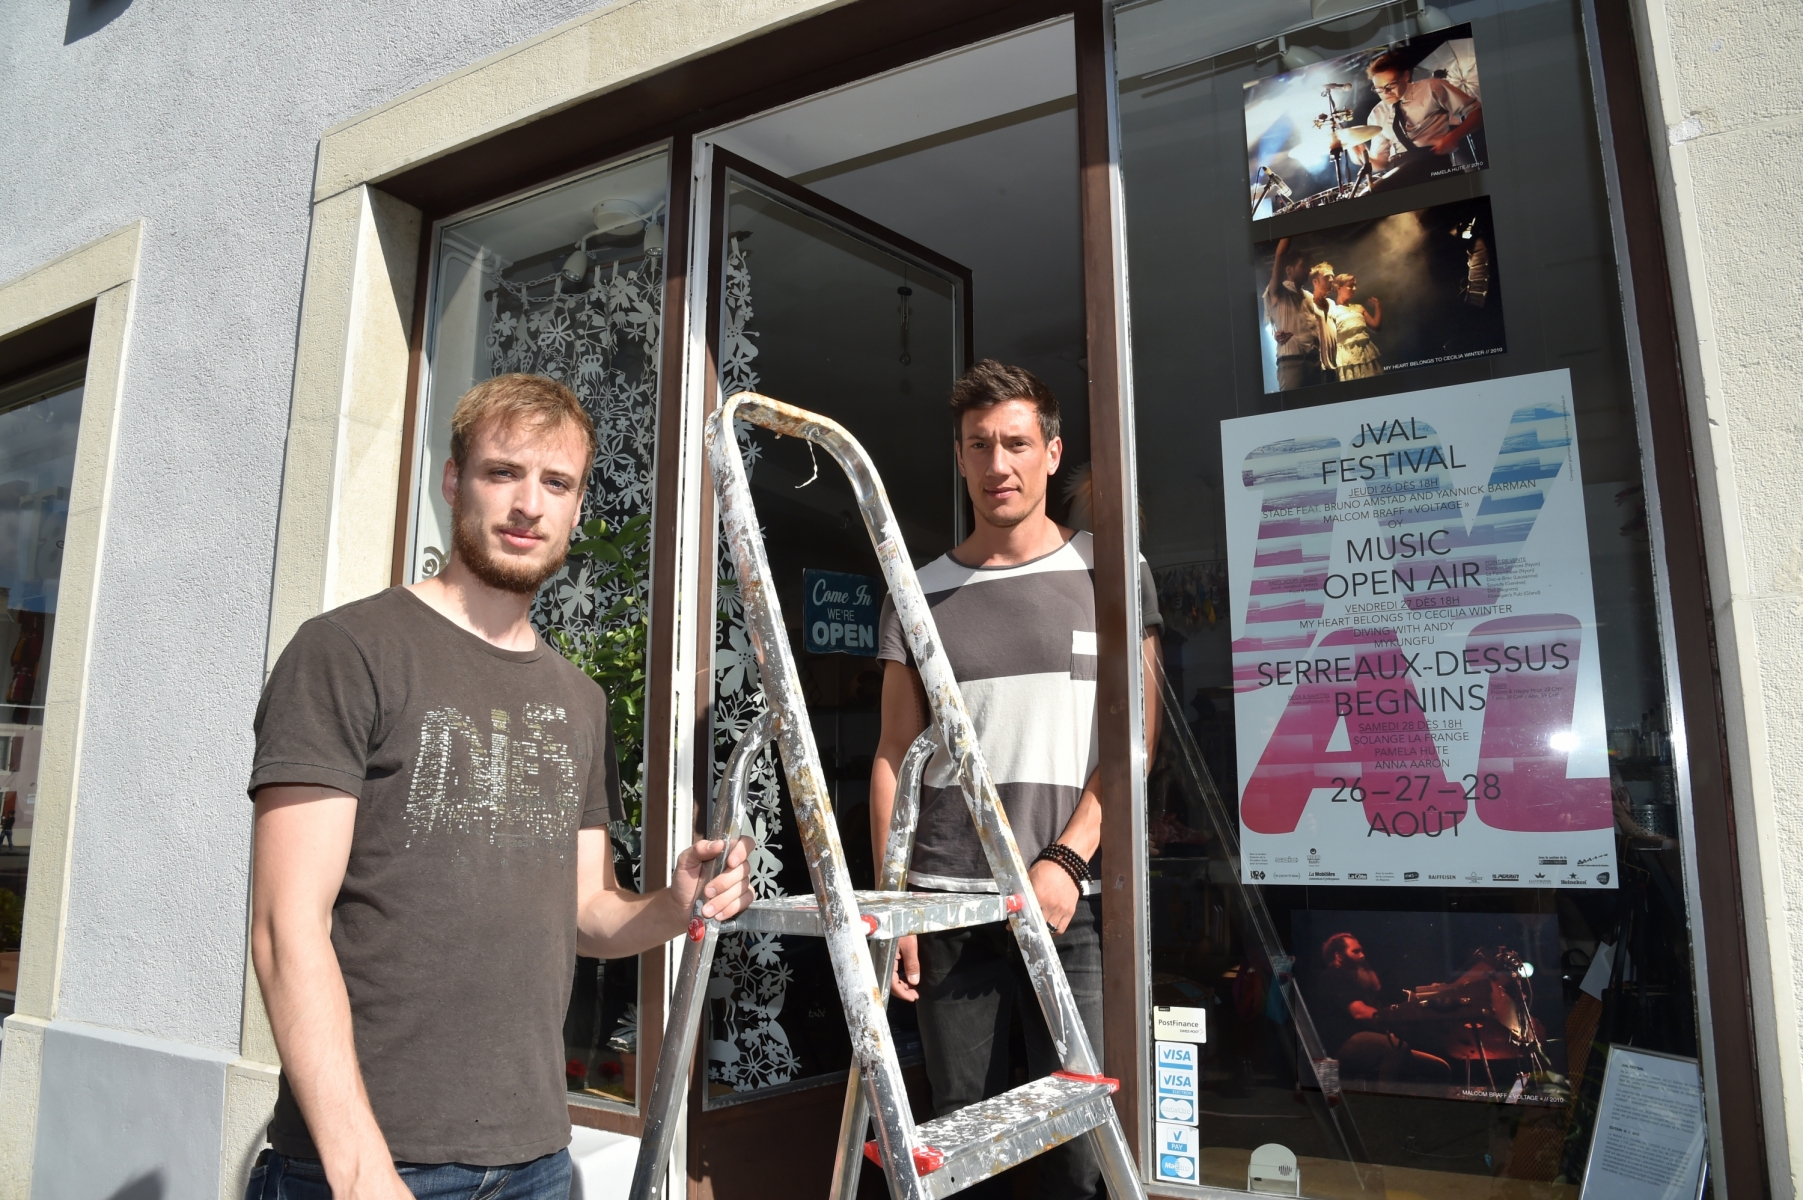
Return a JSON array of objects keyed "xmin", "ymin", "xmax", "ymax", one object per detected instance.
[
  {"xmin": 0, "ymin": 361, "xmax": 85, "ymax": 1018},
  {"xmin": 408, "ymin": 149, "xmax": 671, "ymax": 1110},
  {"xmin": 1114, "ymin": 0, "xmax": 1703, "ymax": 1194}
]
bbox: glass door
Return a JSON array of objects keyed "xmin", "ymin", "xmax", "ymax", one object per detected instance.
[{"xmin": 691, "ymin": 146, "xmax": 969, "ymax": 1192}]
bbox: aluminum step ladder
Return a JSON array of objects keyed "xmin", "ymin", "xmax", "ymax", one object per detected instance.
[{"xmin": 628, "ymin": 393, "xmax": 1146, "ymax": 1200}]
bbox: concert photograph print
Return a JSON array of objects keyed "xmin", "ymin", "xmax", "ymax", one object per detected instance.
[
  {"xmin": 1255, "ymin": 195, "xmax": 1505, "ymax": 394},
  {"xmin": 1291, "ymin": 910, "xmax": 1570, "ymax": 1107},
  {"xmin": 1245, "ymin": 23, "xmax": 1485, "ymax": 220}
]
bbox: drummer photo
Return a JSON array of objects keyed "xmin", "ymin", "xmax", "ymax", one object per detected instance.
[
  {"xmin": 1244, "ymin": 22, "xmax": 1485, "ymax": 219},
  {"xmin": 1291, "ymin": 910, "xmax": 1569, "ymax": 1106},
  {"xmin": 1253, "ymin": 195, "xmax": 1506, "ymax": 393}
]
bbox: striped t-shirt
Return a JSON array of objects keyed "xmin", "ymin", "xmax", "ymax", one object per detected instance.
[{"xmin": 875, "ymin": 530, "xmax": 1160, "ymax": 891}]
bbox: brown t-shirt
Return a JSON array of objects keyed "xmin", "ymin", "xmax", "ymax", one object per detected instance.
[{"xmin": 248, "ymin": 586, "xmax": 620, "ymax": 1166}]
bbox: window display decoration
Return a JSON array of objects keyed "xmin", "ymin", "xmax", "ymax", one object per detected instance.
[
  {"xmin": 1245, "ymin": 23, "xmax": 1485, "ymax": 219},
  {"xmin": 457, "ymin": 232, "xmax": 664, "ymax": 868},
  {"xmin": 442, "ymin": 211, "xmax": 665, "ymax": 1095},
  {"xmin": 708, "ymin": 235, "xmax": 804, "ymax": 1093}
]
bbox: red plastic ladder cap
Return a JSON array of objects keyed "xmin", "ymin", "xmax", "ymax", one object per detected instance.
[{"xmin": 862, "ymin": 1142, "xmax": 946, "ymax": 1175}]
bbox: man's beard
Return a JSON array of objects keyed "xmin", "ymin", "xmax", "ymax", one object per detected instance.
[
  {"xmin": 449, "ymin": 493, "xmax": 569, "ymax": 595},
  {"xmin": 1330, "ymin": 961, "xmax": 1382, "ymax": 994}
]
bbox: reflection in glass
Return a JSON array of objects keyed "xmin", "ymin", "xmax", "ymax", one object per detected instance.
[
  {"xmin": 0, "ymin": 376, "xmax": 83, "ymax": 1017},
  {"xmin": 1117, "ymin": 0, "xmax": 1698, "ymax": 1192},
  {"xmin": 414, "ymin": 152, "xmax": 670, "ymax": 1108},
  {"xmin": 706, "ymin": 175, "xmax": 962, "ymax": 1104}
]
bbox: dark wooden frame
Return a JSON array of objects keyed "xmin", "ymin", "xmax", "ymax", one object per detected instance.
[
  {"xmin": 373, "ymin": 0, "xmax": 1765, "ymax": 1192},
  {"xmin": 1586, "ymin": 0, "xmax": 1767, "ymax": 1193},
  {"xmin": 1073, "ymin": 0, "xmax": 1147, "ymax": 1162}
]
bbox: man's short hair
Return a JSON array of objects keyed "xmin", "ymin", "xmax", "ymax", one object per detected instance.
[
  {"xmin": 1321, "ymin": 932, "xmax": 1357, "ymax": 964},
  {"xmin": 450, "ymin": 373, "xmax": 597, "ymax": 474},
  {"xmin": 1367, "ymin": 52, "xmax": 1408, "ymax": 80},
  {"xmin": 1309, "ymin": 262, "xmax": 1337, "ymax": 283},
  {"xmin": 949, "ymin": 359, "xmax": 1061, "ymax": 444},
  {"xmin": 1278, "ymin": 245, "xmax": 1307, "ymax": 273}
]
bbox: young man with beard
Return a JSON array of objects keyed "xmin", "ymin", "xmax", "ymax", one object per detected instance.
[
  {"xmin": 246, "ymin": 374, "xmax": 753, "ymax": 1200},
  {"xmin": 869, "ymin": 360, "xmax": 1160, "ymax": 1200}
]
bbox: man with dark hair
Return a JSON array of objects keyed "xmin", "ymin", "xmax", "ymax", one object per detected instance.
[
  {"xmin": 869, "ymin": 359, "xmax": 1160, "ymax": 1199},
  {"xmin": 246, "ymin": 373, "xmax": 753, "ymax": 1200},
  {"xmin": 1360, "ymin": 51, "xmax": 1484, "ymax": 187},
  {"xmin": 1266, "ymin": 237, "xmax": 1324, "ymax": 391}
]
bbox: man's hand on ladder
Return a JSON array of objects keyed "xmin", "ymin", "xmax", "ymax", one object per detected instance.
[
  {"xmin": 891, "ymin": 933, "xmax": 921, "ymax": 1001},
  {"xmin": 671, "ymin": 835, "xmax": 757, "ymax": 920},
  {"xmin": 1029, "ymin": 860, "xmax": 1079, "ymax": 935}
]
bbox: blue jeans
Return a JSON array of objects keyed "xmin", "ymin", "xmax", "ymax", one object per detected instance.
[{"xmin": 246, "ymin": 1148, "xmax": 573, "ymax": 1199}]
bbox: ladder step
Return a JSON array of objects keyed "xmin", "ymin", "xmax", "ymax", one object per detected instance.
[
  {"xmin": 716, "ymin": 890, "xmax": 1022, "ymax": 939},
  {"xmin": 862, "ymin": 1073, "xmax": 1119, "ymax": 1199}
]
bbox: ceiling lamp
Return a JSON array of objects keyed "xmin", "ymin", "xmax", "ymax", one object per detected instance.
[
  {"xmin": 561, "ymin": 247, "xmax": 590, "ymax": 283},
  {"xmin": 1415, "ymin": 0, "xmax": 1455, "ymax": 32},
  {"xmin": 590, "ymin": 199, "xmax": 648, "ymax": 239}
]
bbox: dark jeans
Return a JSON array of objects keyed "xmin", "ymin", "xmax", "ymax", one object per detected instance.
[
  {"xmin": 915, "ymin": 895, "xmax": 1104, "ymax": 1200},
  {"xmin": 245, "ymin": 1148, "xmax": 572, "ymax": 1199}
]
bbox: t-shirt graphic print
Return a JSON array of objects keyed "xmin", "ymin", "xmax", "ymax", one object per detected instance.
[
  {"xmin": 249, "ymin": 587, "xmax": 620, "ymax": 1167},
  {"xmin": 404, "ymin": 702, "xmax": 584, "ymax": 848},
  {"xmin": 876, "ymin": 531, "xmax": 1159, "ymax": 891}
]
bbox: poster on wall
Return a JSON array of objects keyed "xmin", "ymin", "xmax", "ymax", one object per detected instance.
[
  {"xmin": 1245, "ymin": 23, "xmax": 1486, "ymax": 219},
  {"xmin": 1221, "ymin": 369, "xmax": 1618, "ymax": 888},
  {"xmin": 1257, "ymin": 195, "xmax": 1505, "ymax": 394},
  {"xmin": 1292, "ymin": 909, "xmax": 1569, "ymax": 1106}
]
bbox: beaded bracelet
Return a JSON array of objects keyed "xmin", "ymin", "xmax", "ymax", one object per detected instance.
[{"xmin": 1034, "ymin": 842, "xmax": 1091, "ymax": 891}]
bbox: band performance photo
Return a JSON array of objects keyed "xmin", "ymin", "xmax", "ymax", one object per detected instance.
[
  {"xmin": 1292, "ymin": 911, "xmax": 1569, "ymax": 1106},
  {"xmin": 1255, "ymin": 194, "xmax": 1506, "ymax": 392},
  {"xmin": 1245, "ymin": 23, "xmax": 1486, "ymax": 219}
]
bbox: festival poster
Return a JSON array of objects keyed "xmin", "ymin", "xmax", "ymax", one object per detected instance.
[{"xmin": 1221, "ymin": 370, "xmax": 1618, "ymax": 889}]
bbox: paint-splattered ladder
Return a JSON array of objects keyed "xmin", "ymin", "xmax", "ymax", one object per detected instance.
[{"xmin": 628, "ymin": 393, "xmax": 1146, "ymax": 1200}]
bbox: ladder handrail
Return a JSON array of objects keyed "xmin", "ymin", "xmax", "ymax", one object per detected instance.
[
  {"xmin": 881, "ymin": 728, "xmax": 939, "ymax": 893},
  {"xmin": 830, "ymin": 726, "xmax": 938, "ymax": 1199},
  {"xmin": 629, "ymin": 710, "xmax": 779, "ymax": 1200}
]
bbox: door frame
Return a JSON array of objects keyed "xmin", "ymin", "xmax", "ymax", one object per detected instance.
[{"xmin": 682, "ymin": 142, "xmax": 974, "ymax": 1138}]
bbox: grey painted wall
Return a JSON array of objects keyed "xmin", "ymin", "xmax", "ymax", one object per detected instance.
[
  {"xmin": 0, "ymin": 0, "xmax": 607, "ymax": 1053},
  {"xmin": 32, "ymin": 1021, "xmax": 234, "ymax": 1200}
]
